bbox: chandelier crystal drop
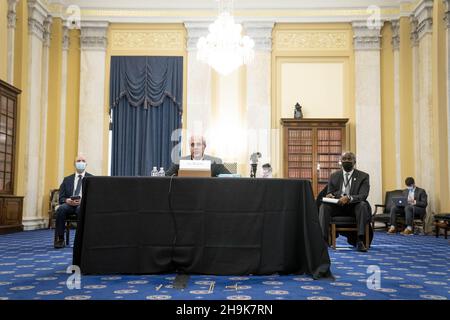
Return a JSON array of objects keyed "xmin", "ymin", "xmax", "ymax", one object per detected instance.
[{"xmin": 197, "ymin": 1, "xmax": 255, "ymax": 75}]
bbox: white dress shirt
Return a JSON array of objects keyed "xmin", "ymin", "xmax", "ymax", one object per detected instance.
[{"xmin": 73, "ymin": 171, "xmax": 86, "ymax": 197}]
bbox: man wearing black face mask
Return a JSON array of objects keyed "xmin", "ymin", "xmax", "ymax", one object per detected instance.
[{"xmin": 319, "ymin": 152, "xmax": 372, "ymax": 252}]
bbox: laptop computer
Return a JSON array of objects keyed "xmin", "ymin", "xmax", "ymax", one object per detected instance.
[{"xmin": 392, "ymin": 197, "xmax": 408, "ymax": 207}]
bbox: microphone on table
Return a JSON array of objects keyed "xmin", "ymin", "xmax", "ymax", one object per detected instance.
[{"xmin": 250, "ymin": 152, "xmax": 262, "ymax": 178}]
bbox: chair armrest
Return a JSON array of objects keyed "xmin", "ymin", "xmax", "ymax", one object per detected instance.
[{"xmin": 372, "ymin": 204, "xmax": 386, "ymax": 215}]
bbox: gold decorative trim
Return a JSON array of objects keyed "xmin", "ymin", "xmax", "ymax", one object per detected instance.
[
  {"xmin": 81, "ymin": 8, "xmax": 400, "ymax": 17},
  {"xmin": 111, "ymin": 30, "xmax": 185, "ymax": 52},
  {"xmin": 47, "ymin": 8, "xmax": 401, "ymax": 18},
  {"xmin": 274, "ymin": 30, "xmax": 350, "ymax": 51}
]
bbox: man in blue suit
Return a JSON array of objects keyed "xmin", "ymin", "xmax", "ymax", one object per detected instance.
[{"xmin": 54, "ymin": 154, "xmax": 93, "ymax": 248}]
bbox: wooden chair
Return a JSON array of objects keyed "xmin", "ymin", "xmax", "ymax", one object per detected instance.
[
  {"xmin": 48, "ymin": 189, "xmax": 60, "ymax": 229},
  {"xmin": 329, "ymin": 216, "xmax": 370, "ymax": 250},
  {"xmin": 50, "ymin": 189, "xmax": 78, "ymax": 246},
  {"xmin": 434, "ymin": 213, "xmax": 450, "ymax": 239},
  {"xmin": 64, "ymin": 213, "xmax": 78, "ymax": 246}
]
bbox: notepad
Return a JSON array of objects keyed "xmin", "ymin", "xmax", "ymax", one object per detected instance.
[{"xmin": 322, "ymin": 197, "xmax": 339, "ymax": 204}]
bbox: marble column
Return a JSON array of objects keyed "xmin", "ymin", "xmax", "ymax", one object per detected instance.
[
  {"xmin": 444, "ymin": 0, "xmax": 450, "ymax": 206},
  {"xmin": 184, "ymin": 22, "xmax": 214, "ymax": 151},
  {"xmin": 243, "ymin": 22, "xmax": 274, "ymax": 175},
  {"xmin": 37, "ymin": 16, "xmax": 52, "ymax": 227},
  {"xmin": 78, "ymin": 21, "xmax": 109, "ymax": 175},
  {"xmin": 410, "ymin": 16, "xmax": 421, "ymax": 188},
  {"xmin": 23, "ymin": 0, "xmax": 48, "ymax": 230},
  {"xmin": 411, "ymin": 0, "xmax": 435, "ymax": 224},
  {"xmin": 58, "ymin": 26, "xmax": 70, "ymax": 183},
  {"xmin": 391, "ymin": 20, "xmax": 402, "ymax": 188},
  {"xmin": 352, "ymin": 21, "xmax": 383, "ymax": 206},
  {"xmin": 6, "ymin": 0, "xmax": 18, "ymax": 84}
]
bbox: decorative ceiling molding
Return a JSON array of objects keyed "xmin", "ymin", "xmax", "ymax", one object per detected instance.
[{"xmin": 45, "ymin": 0, "xmax": 419, "ymax": 23}]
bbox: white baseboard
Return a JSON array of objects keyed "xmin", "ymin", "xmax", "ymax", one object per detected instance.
[{"xmin": 22, "ymin": 218, "xmax": 47, "ymax": 231}]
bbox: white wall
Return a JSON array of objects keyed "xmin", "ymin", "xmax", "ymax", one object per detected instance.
[{"xmin": 281, "ymin": 62, "xmax": 345, "ymax": 118}]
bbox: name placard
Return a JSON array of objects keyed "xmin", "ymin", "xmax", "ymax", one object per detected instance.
[{"xmin": 179, "ymin": 160, "xmax": 211, "ymax": 171}]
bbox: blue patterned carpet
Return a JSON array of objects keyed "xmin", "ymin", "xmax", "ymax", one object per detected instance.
[{"xmin": 0, "ymin": 229, "xmax": 449, "ymax": 300}]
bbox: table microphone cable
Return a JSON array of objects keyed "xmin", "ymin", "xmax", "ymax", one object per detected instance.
[{"xmin": 168, "ymin": 173, "xmax": 178, "ymax": 271}]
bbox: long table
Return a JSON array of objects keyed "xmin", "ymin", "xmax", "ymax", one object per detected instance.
[{"xmin": 73, "ymin": 177, "xmax": 331, "ymax": 278}]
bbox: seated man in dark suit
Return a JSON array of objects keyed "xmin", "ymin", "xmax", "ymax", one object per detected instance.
[
  {"xmin": 387, "ymin": 177, "xmax": 427, "ymax": 235},
  {"xmin": 319, "ymin": 152, "xmax": 371, "ymax": 252},
  {"xmin": 54, "ymin": 154, "xmax": 93, "ymax": 249},
  {"xmin": 166, "ymin": 135, "xmax": 230, "ymax": 177}
]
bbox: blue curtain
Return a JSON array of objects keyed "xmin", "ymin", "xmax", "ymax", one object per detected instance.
[{"xmin": 110, "ymin": 56, "xmax": 183, "ymax": 176}]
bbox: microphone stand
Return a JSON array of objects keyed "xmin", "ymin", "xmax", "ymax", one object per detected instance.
[{"xmin": 250, "ymin": 163, "xmax": 257, "ymax": 178}]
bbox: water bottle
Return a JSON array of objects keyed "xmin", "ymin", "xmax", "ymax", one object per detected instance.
[
  {"xmin": 158, "ymin": 167, "xmax": 165, "ymax": 176},
  {"xmin": 151, "ymin": 166, "xmax": 158, "ymax": 177}
]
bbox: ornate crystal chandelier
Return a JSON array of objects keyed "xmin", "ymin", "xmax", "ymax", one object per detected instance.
[{"xmin": 197, "ymin": 0, "xmax": 255, "ymax": 75}]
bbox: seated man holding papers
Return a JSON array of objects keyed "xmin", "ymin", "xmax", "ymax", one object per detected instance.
[
  {"xmin": 319, "ymin": 152, "xmax": 372, "ymax": 252},
  {"xmin": 166, "ymin": 135, "xmax": 230, "ymax": 177}
]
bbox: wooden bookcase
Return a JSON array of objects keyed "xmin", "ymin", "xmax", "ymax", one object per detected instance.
[
  {"xmin": 281, "ymin": 118, "xmax": 349, "ymax": 196},
  {"xmin": 0, "ymin": 79, "xmax": 23, "ymax": 234}
]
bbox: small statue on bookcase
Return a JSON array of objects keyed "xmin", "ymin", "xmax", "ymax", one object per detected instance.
[{"xmin": 294, "ymin": 102, "xmax": 303, "ymax": 119}]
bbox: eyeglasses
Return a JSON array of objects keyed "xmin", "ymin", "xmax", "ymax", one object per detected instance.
[{"xmin": 190, "ymin": 143, "xmax": 204, "ymax": 147}]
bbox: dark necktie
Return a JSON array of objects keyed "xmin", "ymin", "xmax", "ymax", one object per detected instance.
[
  {"xmin": 74, "ymin": 175, "xmax": 83, "ymax": 196},
  {"xmin": 344, "ymin": 173, "xmax": 350, "ymax": 195}
]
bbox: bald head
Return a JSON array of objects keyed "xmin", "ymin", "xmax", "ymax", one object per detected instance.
[{"xmin": 189, "ymin": 136, "xmax": 206, "ymax": 160}]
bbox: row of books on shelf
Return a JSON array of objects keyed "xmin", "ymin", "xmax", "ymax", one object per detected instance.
[
  {"xmin": 288, "ymin": 168, "xmax": 312, "ymax": 179},
  {"xmin": 317, "ymin": 129, "xmax": 341, "ymax": 141},
  {"xmin": 288, "ymin": 154, "xmax": 312, "ymax": 162},
  {"xmin": 288, "ymin": 129, "xmax": 312, "ymax": 140},
  {"xmin": 288, "ymin": 161, "xmax": 312, "ymax": 169},
  {"xmin": 317, "ymin": 146, "xmax": 342, "ymax": 154},
  {"xmin": 317, "ymin": 140, "xmax": 342, "ymax": 146},
  {"xmin": 317, "ymin": 169, "xmax": 335, "ymax": 179},
  {"xmin": 317, "ymin": 154, "xmax": 341, "ymax": 162},
  {"xmin": 288, "ymin": 145, "xmax": 313, "ymax": 154},
  {"xmin": 318, "ymin": 160, "xmax": 341, "ymax": 167},
  {"xmin": 288, "ymin": 140, "xmax": 313, "ymax": 146}
]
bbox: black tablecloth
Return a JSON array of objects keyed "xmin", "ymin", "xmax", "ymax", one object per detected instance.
[{"xmin": 73, "ymin": 177, "xmax": 331, "ymax": 278}]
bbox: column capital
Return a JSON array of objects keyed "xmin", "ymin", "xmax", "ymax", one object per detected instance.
[
  {"xmin": 410, "ymin": 16, "xmax": 419, "ymax": 47},
  {"xmin": 28, "ymin": 0, "xmax": 48, "ymax": 41},
  {"xmin": 444, "ymin": 0, "xmax": 450, "ymax": 29},
  {"xmin": 62, "ymin": 25, "xmax": 70, "ymax": 51},
  {"xmin": 43, "ymin": 16, "xmax": 52, "ymax": 48},
  {"xmin": 7, "ymin": 0, "xmax": 18, "ymax": 29},
  {"xmin": 27, "ymin": 0, "xmax": 48, "ymax": 41},
  {"xmin": 391, "ymin": 19, "xmax": 400, "ymax": 51},
  {"xmin": 413, "ymin": 0, "xmax": 433, "ymax": 41},
  {"xmin": 242, "ymin": 21, "xmax": 275, "ymax": 52},
  {"xmin": 352, "ymin": 21, "xmax": 382, "ymax": 51},
  {"xmin": 80, "ymin": 21, "xmax": 109, "ymax": 51},
  {"xmin": 184, "ymin": 22, "xmax": 211, "ymax": 51}
]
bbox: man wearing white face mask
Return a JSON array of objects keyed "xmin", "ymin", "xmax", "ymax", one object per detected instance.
[{"xmin": 54, "ymin": 154, "xmax": 93, "ymax": 248}]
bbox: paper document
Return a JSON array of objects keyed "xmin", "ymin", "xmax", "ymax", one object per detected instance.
[{"xmin": 322, "ymin": 197, "xmax": 339, "ymax": 204}]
